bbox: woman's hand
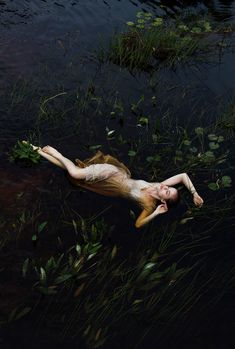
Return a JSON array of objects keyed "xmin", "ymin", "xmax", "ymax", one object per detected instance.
[
  {"xmin": 155, "ymin": 203, "xmax": 168, "ymax": 216},
  {"xmin": 193, "ymin": 192, "xmax": 204, "ymax": 207}
]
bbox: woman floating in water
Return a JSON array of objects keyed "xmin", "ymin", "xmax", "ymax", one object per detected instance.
[{"xmin": 24, "ymin": 142, "xmax": 204, "ymax": 228}]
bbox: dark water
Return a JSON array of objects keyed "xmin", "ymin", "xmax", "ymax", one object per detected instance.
[{"xmin": 0, "ymin": 1, "xmax": 235, "ymax": 348}]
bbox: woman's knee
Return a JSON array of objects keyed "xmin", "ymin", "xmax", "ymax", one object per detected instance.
[{"xmin": 68, "ymin": 167, "xmax": 86, "ymax": 180}]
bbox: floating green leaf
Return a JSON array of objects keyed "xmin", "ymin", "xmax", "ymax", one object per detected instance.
[
  {"xmin": 221, "ymin": 175, "xmax": 232, "ymax": 188},
  {"xmin": 139, "ymin": 116, "xmax": 148, "ymax": 125},
  {"xmin": 89, "ymin": 145, "xmax": 102, "ymax": 151},
  {"xmin": 38, "ymin": 221, "xmax": 48, "ymax": 234},
  {"xmin": 22, "ymin": 258, "xmax": 30, "ymax": 278},
  {"xmin": 208, "ymin": 182, "xmax": 219, "ymax": 191},
  {"xmin": 217, "ymin": 135, "xmax": 224, "ymax": 143},
  {"xmin": 191, "ymin": 27, "xmax": 202, "ymax": 33},
  {"xmin": 54, "ymin": 274, "xmax": 73, "ymax": 285},
  {"xmin": 183, "ymin": 140, "xmax": 191, "ymax": 146},
  {"xmin": 208, "ymin": 134, "xmax": 218, "ymax": 141},
  {"xmin": 190, "ymin": 147, "xmax": 198, "ymax": 153},
  {"xmin": 195, "ymin": 127, "xmax": 204, "ymax": 136},
  {"xmin": 209, "ymin": 142, "xmax": 219, "ymax": 150},
  {"xmin": 40, "ymin": 267, "xmax": 47, "ymax": 284},
  {"xmin": 126, "ymin": 21, "xmax": 135, "ymax": 26},
  {"xmin": 152, "ymin": 18, "xmax": 163, "ymax": 26},
  {"xmin": 128, "ymin": 150, "xmax": 136, "ymax": 157},
  {"xmin": 129, "ymin": 210, "xmax": 136, "ymax": 220},
  {"xmin": 144, "ymin": 262, "xmax": 155, "ymax": 270},
  {"xmin": 203, "ymin": 22, "xmax": 212, "ymax": 32}
]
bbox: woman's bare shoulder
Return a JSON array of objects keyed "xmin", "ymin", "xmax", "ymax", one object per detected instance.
[{"xmin": 140, "ymin": 196, "xmax": 156, "ymax": 212}]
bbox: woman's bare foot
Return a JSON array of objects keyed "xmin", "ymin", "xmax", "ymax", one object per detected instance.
[
  {"xmin": 22, "ymin": 140, "xmax": 41, "ymax": 152},
  {"xmin": 42, "ymin": 146, "xmax": 61, "ymax": 158}
]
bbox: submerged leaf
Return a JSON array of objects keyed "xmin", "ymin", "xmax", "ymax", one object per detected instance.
[
  {"xmin": 208, "ymin": 134, "xmax": 218, "ymax": 141},
  {"xmin": 144, "ymin": 262, "xmax": 155, "ymax": 270},
  {"xmin": 221, "ymin": 175, "xmax": 232, "ymax": 187},
  {"xmin": 38, "ymin": 221, "xmax": 48, "ymax": 234},
  {"xmin": 208, "ymin": 182, "xmax": 219, "ymax": 191},
  {"xmin": 179, "ymin": 217, "xmax": 194, "ymax": 225},
  {"xmin": 74, "ymin": 282, "xmax": 85, "ymax": 297},
  {"xmin": 126, "ymin": 21, "xmax": 135, "ymax": 26},
  {"xmin": 128, "ymin": 150, "xmax": 136, "ymax": 157},
  {"xmin": 22, "ymin": 258, "xmax": 30, "ymax": 278},
  {"xmin": 39, "ymin": 268, "xmax": 47, "ymax": 286},
  {"xmin": 195, "ymin": 127, "xmax": 204, "ymax": 136},
  {"xmin": 209, "ymin": 142, "xmax": 219, "ymax": 150},
  {"xmin": 54, "ymin": 274, "xmax": 72, "ymax": 285},
  {"xmin": 111, "ymin": 245, "xmax": 117, "ymax": 259},
  {"xmin": 183, "ymin": 140, "xmax": 191, "ymax": 146}
]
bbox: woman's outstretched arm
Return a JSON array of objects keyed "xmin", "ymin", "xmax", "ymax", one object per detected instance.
[
  {"xmin": 162, "ymin": 173, "xmax": 204, "ymax": 206},
  {"xmin": 135, "ymin": 204, "xmax": 168, "ymax": 228}
]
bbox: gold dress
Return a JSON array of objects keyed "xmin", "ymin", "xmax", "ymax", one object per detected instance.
[{"xmin": 68, "ymin": 156, "xmax": 151, "ymax": 208}]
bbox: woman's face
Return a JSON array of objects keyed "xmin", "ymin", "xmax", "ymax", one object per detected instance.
[{"xmin": 158, "ymin": 184, "xmax": 178, "ymax": 202}]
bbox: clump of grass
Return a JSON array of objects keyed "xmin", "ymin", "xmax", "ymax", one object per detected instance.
[
  {"xmin": 10, "ymin": 141, "xmax": 41, "ymax": 166},
  {"xmin": 18, "ymin": 196, "xmax": 235, "ymax": 348},
  {"xmin": 106, "ymin": 11, "xmax": 214, "ymax": 70},
  {"xmin": 217, "ymin": 103, "xmax": 235, "ymax": 133}
]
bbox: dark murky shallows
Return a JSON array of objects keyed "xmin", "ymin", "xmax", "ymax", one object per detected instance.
[{"xmin": 1, "ymin": 1, "xmax": 235, "ymax": 348}]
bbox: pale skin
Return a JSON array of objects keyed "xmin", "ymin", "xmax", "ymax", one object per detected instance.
[
  {"xmin": 22, "ymin": 142, "xmax": 204, "ymax": 229},
  {"xmin": 135, "ymin": 175, "xmax": 203, "ymax": 228}
]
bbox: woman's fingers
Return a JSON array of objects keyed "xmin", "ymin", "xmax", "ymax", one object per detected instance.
[
  {"xmin": 156, "ymin": 204, "xmax": 168, "ymax": 214},
  {"xmin": 194, "ymin": 194, "xmax": 204, "ymax": 207}
]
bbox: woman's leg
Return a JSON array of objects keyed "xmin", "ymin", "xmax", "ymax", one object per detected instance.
[
  {"xmin": 23, "ymin": 141, "xmax": 66, "ymax": 169},
  {"xmin": 42, "ymin": 146, "xmax": 86, "ymax": 180}
]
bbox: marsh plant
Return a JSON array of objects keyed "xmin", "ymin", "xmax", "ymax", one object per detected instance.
[
  {"xmin": 19, "ymin": 192, "xmax": 235, "ymax": 349},
  {"xmin": 10, "ymin": 141, "xmax": 41, "ymax": 165},
  {"xmin": 103, "ymin": 12, "xmax": 219, "ymax": 70},
  {"xmin": 4, "ymin": 106, "xmax": 234, "ymax": 348}
]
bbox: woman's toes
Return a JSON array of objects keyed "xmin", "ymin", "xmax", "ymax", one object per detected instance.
[
  {"xmin": 42, "ymin": 146, "xmax": 59, "ymax": 157},
  {"xmin": 42, "ymin": 146, "xmax": 50, "ymax": 153}
]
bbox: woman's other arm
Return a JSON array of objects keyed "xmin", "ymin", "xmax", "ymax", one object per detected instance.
[
  {"xmin": 162, "ymin": 173, "xmax": 204, "ymax": 206},
  {"xmin": 135, "ymin": 204, "xmax": 168, "ymax": 228}
]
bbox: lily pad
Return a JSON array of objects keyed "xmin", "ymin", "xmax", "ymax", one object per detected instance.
[
  {"xmin": 128, "ymin": 150, "xmax": 136, "ymax": 157},
  {"xmin": 209, "ymin": 142, "xmax": 219, "ymax": 150},
  {"xmin": 208, "ymin": 182, "xmax": 219, "ymax": 191},
  {"xmin": 208, "ymin": 134, "xmax": 218, "ymax": 141},
  {"xmin": 183, "ymin": 140, "xmax": 191, "ymax": 146},
  {"xmin": 221, "ymin": 175, "xmax": 232, "ymax": 188},
  {"xmin": 195, "ymin": 127, "xmax": 204, "ymax": 136},
  {"xmin": 126, "ymin": 21, "xmax": 135, "ymax": 26},
  {"xmin": 217, "ymin": 135, "xmax": 224, "ymax": 143}
]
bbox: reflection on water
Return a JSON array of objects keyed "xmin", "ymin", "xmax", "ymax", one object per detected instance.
[{"xmin": 1, "ymin": 0, "xmax": 235, "ymax": 23}]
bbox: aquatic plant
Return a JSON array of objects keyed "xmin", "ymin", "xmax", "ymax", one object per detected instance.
[
  {"xmin": 9, "ymin": 141, "xmax": 41, "ymax": 165},
  {"xmin": 105, "ymin": 12, "xmax": 215, "ymax": 70},
  {"xmin": 17, "ymin": 189, "xmax": 235, "ymax": 349}
]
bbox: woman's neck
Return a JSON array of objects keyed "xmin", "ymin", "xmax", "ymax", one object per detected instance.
[{"xmin": 145, "ymin": 182, "xmax": 160, "ymax": 196}]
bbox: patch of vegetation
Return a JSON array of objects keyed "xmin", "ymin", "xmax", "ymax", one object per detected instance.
[
  {"xmin": 10, "ymin": 141, "xmax": 41, "ymax": 165},
  {"xmin": 103, "ymin": 12, "xmax": 215, "ymax": 70},
  {"xmin": 17, "ymin": 194, "xmax": 235, "ymax": 348}
]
